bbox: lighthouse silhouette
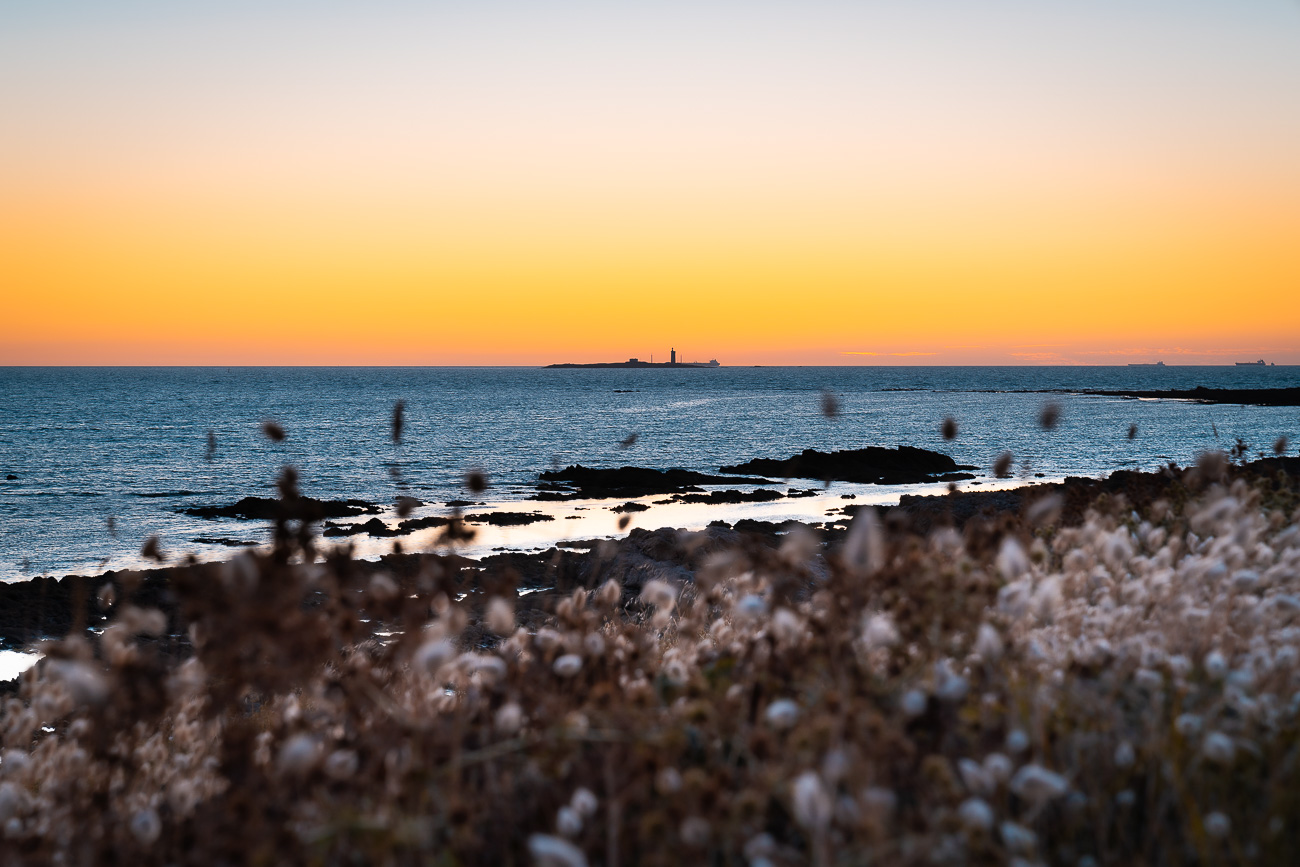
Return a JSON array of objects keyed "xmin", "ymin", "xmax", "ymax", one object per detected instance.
[{"xmin": 671, "ymin": 348, "xmax": 676, "ymax": 365}]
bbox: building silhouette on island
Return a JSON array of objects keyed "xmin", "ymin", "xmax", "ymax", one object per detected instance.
[{"xmin": 545, "ymin": 348, "xmax": 720, "ymax": 369}]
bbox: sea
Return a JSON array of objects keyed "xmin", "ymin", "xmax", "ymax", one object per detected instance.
[{"xmin": 1, "ymin": 365, "xmax": 1297, "ymax": 584}]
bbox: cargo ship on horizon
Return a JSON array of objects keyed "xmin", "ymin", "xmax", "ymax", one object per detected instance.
[{"xmin": 545, "ymin": 348, "xmax": 720, "ymax": 369}]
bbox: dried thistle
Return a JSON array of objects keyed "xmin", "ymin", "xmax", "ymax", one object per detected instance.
[
  {"xmin": 821, "ymin": 390, "xmax": 839, "ymax": 419},
  {"xmin": 391, "ymin": 399, "xmax": 405, "ymax": 444},
  {"xmin": 941, "ymin": 417, "xmax": 958, "ymax": 440},
  {"xmin": 261, "ymin": 420, "xmax": 286, "ymax": 442},
  {"xmin": 140, "ymin": 535, "xmax": 164, "ymax": 563},
  {"xmin": 1038, "ymin": 402, "xmax": 1061, "ymax": 430}
]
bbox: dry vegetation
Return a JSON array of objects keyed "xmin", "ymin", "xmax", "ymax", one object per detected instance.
[{"xmin": 3, "ymin": 452, "xmax": 1300, "ymax": 866}]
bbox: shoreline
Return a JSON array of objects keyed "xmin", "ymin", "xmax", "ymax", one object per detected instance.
[{"xmin": 5, "ymin": 454, "xmax": 1296, "ymax": 666}]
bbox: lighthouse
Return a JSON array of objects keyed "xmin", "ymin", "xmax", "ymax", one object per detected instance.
[{"xmin": 670, "ymin": 348, "xmax": 676, "ymax": 365}]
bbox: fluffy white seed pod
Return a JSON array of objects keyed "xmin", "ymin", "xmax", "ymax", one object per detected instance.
[
  {"xmin": 1202, "ymin": 732, "xmax": 1236, "ymax": 765},
  {"xmin": 1000, "ymin": 821, "xmax": 1038, "ymax": 854},
  {"xmin": 934, "ymin": 660, "xmax": 969, "ymax": 703},
  {"xmin": 640, "ymin": 579, "xmax": 678, "ymax": 611},
  {"xmin": 1204, "ymin": 650, "xmax": 1228, "ymax": 679},
  {"xmin": 129, "ymin": 807, "xmax": 161, "ymax": 845},
  {"xmin": 596, "ymin": 578, "xmax": 622, "ymax": 608},
  {"xmin": 528, "ymin": 833, "xmax": 588, "ymax": 867},
  {"xmin": 553, "ymin": 654, "xmax": 584, "ymax": 678},
  {"xmin": 733, "ymin": 594, "xmax": 767, "ymax": 620},
  {"xmin": 997, "ymin": 538, "xmax": 1030, "ymax": 581},
  {"xmin": 1114, "ymin": 741, "xmax": 1136, "ymax": 769},
  {"xmin": 983, "ymin": 753, "xmax": 1013, "ymax": 785},
  {"xmin": 679, "ymin": 816, "xmax": 711, "ymax": 847},
  {"xmin": 415, "ymin": 638, "xmax": 456, "ymax": 673},
  {"xmin": 1006, "ymin": 729, "xmax": 1030, "ymax": 754},
  {"xmin": 842, "ymin": 507, "xmax": 884, "ymax": 574},
  {"xmin": 656, "ymin": 767, "xmax": 683, "ymax": 795},
  {"xmin": 974, "ymin": 623, "xmax": 1003, "ymax": 662},
  {"xmin": 772, "ymin": 608, "xmax": 804, "ymax": 645},
  {"xmin": 277, "ymin": 734, "xmax": 320, "ymax": 776},
  {"xmin": 901, "ymin": 689, "xmax": 928, "ymax": 718},
  {"xmin": 486, "ymin": 597, "xmax": 516, "ymax": 636},
  {"xmin": 495, "ymin": 702, "xmax": 524, "ymax": 735},
  {"xmin": 556, "ymin": 806, "xmax": 583, "ymax": 838},
  {"xmin": 582, "ymin": 632, "xmax": 606, "ymax": 657},
  {"xmin": 1010, "ymin": 765, "xmax": 1070, "ymax": 805},
  {"xmin": 792, "ymin": 771, "xmax": 832, "ymax": 832},
  {"xmin": 570, "ymin": 788, "xmax": 598, "ymax": 819},
  {"xmin": 765, "ymin": 699, "xmax": 800, "ymax": 730},
  {"xmin": 324, "ymin": 749, "xmax": 359, "ymax": 780},
  {"xmin": 1204, "ymin": 811, "xmax": 1231, "ymax": 839},
  {"xmin": 44, "ymin": 660, "xmax": 109, "ymax": 707},
  {"xmin": 0, "ymin": 782, "xmax": 22, "ymax": 823},
  {"xmin": 958, "ymin": 758, "xmax": 993, "ymax": 796},
  {"xmin": 957, "ymin": 797, "xmax": 995, "ymax": 832},
  {"xmin": 861, "ymin": 613, "xmax": 899, "ymax": 651}
]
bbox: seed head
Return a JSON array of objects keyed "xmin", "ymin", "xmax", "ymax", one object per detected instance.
[
  {"xmin": 820, "ymin": 389, "xmax": 839, "ymax": 419},
  {"xmin": 553, "ymin": 654, "xmax": 583, "ymax": 678},
  {"xmin": 261, "ymin": 420, "xmax": 286, "ymax": 442},
  {"xmin": 1038, "ymin": 402, "xmax": 1061, "ymax": 430},
  {"xmin": 792, "ymin": 771, "xmax": 832, "ymax": 831},
  {"xmin": 391, "ymin": 400, "xmax": 405, "ymax": 444}
]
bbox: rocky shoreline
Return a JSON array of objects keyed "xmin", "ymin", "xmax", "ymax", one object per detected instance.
[{"xmin": 6, "ymin": 454, "xmax": 1297, "ymax": 674}]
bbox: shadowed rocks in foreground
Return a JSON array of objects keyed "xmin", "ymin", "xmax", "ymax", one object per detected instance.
[
  {"xmin": 720, "ymin": 446, "xmax": 976, "ymax": 485},
  {"xmin": 534, "ymin": 465, "xmax": 774, "ymax": 499}
]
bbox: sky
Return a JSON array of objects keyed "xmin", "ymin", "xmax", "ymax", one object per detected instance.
[{"xmin": 2, "ymin": 0, "xmax": 1299, "ymax": 365}]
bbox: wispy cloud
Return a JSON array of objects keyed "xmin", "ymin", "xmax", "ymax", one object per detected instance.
[
  {"xmin": 1009, "ymin": 351, "xmax": 1068, "ymax": 362},
  {"xmin": 1075, "ymin": 346, "xmax": 1293, "ymax": 358},
  {"xmin": 842, "ymin": 351, "xmax": 939, "ymax": 357}
]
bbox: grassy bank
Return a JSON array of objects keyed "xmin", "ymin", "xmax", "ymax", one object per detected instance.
[{"xmin": 2, "ymin": 455, "xmax": 1300, "ymax": 864}]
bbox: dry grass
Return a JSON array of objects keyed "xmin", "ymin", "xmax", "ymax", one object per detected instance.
[{"xmin": 2, "ymin": 454, "xmax": 1300, "ymax": 865}]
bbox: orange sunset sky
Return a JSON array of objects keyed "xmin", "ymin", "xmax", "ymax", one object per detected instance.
[{"xmin": 3, "ymin": 1, "xmax": 1299, "ymax": 366}]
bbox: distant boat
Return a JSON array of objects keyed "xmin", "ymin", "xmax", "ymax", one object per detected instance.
[
  {"xmin": 1235, "ymin": 359, "xmax": 1267, "ymax": 367},
  {"xmin": 1128, "ymin": 361, "xmax": 1166, "ymax": 367}
]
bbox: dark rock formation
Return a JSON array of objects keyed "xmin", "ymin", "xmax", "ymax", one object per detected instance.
[
  {"xmin": 659, "ymin": 489, "xmax": 786, "ymax": 506},
  {"xmin": 464, "ymin": 512, "xmax": 555, "ymax": 527},
  {"xmin": 720, "ymin": 446, "xmax": 976, "ymax": 485},
  {"xmin": 190, "ymin": 537, "xmax": 257, "ymax": 547},
  {"xmin": 184, "ymin": 497, "xmax": 380, "ymax": 521},
  {"xmin": 611, "ymin": 502, "xmax": 651, "ymax": 513},
  {"xmin": 534, "ymin": 465, "xmax": 774, "ymax": 499},
  {"xmin": 1080, "ymin": 386, "xmax": 1300, "ymax": 406}
]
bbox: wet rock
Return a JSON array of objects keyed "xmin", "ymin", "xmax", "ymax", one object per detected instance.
[
  {"xmin": 720, "ymin": 446, "xmax": 976, "ymax": 485},
  {"xmin": 611, "ymin": 502, "xmax": 651, "ymax": 513},
  {"xmin": 661, "ymin": 489, "xmax": 785, "ymax": 505},
  {"xmin": 190, "ymin": 537, "xmax": 257, "ymax": 547},
  {"xmin": 184, "ymin": 496, "xmax": 380, "ymax": 521},
  {"xmin": 1081, "ymin": 386, "xmax": 1300, "ymax": 406},
  {"xmin": 535, "ymin": 465, "xmax": 774, "ymax": 499},
  {"xmin": 464, "ymin": 512, "xmax": 555, "ymax": 527}
]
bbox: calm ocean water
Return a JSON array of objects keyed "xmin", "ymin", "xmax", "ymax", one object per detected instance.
[{"xmin": 1, "ymin": 365, "xmax": 1297, "ymax": 582}]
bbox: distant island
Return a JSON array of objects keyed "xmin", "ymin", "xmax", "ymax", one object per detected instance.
[{"xmin": 546, "ymin": 348, "xmax": 720, "ymax": 369}]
